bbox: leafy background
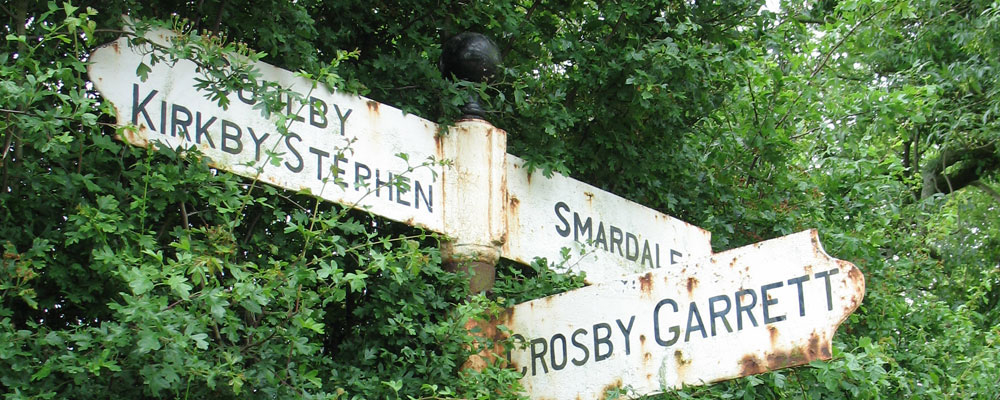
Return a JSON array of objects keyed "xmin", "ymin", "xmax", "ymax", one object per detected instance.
[{"xmin": 2, "ymin": 0, "xmax": 999, "ymax": 399}]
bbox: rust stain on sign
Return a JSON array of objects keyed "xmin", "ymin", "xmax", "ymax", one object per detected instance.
[
  {"xmin": 674, "ymin": 350, "xmax": 692, "ymax": 382},
  {"xmin": 600, "ymin": 378, "xmax": 623, "ymax": 398},
  {"xmin": 686, "ymin": 276, "xmax": 698, "ymax": 295},
  {"xmin": 639, "ymin": 272, "xmax": 654, "ymax": 295},
  {"xmin": 739, "ymin": 355, "xmax": 766, "ymax": 376},
  {"xmin": 496, "ymin": 229, "xmax": 864, "ymax": 400}
]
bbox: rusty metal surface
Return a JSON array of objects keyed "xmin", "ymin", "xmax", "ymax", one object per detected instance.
[
  {"xmin": 439, "ymin": 119, "xmax": 507, "ymax": 273},
  {"xmin": 499, "ymin": 230, "xmax": 865, "ymax": 399},
  {"xmin": 89, "ymin": 31, "xmax": 447, "ymax": 232},
  {"xmin": 503, "ymin": 155, "xmax": 713, "ymax": 283}
]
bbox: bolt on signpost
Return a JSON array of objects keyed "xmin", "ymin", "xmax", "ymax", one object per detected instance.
[{"xmin": 88, "ymin": 25, "xmax": 865, "ymax": 400}]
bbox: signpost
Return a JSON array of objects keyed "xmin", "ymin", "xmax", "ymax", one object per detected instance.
[
  {"xmin": 88, "ymin": 28, "xmax": 866, "ymax": 400},
  {"xmin": 499, "ymin": 230, "xmax": 865, "ymax": 399},
  {"xmin": 503, "ymin": 155, "xmax": 712, "ymax": 283},
  {"xmin": 88, "ymin": 29, "xmax": 714, "ymax": 284},
  {"xmin": 89, "ymin": 30, "xmax": 451, "ymax": 232}
]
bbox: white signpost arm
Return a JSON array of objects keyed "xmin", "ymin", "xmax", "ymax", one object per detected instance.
[
  {"xmin": 88, "ymin": 30, "xmax": 450, "ymax": 233},
  {"xmin": 499, "ymin": 229, "xmax": 865, "ymax": 399},
  {"xmin": 503, "ymin": 155, "xmax": 713, "ymax": 283}
]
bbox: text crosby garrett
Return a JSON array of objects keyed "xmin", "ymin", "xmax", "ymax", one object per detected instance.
[
  {"xmin": 507, "ymin": 267, "xmax": 842, "ymax": 376},
  {"xmin": 128, "ymin": 82, "xmax": 435, "ymax": 213}
]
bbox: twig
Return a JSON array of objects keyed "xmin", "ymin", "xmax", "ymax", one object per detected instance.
[
  {"xmin": 502, "ymin": 0, "xmax": 540, "ymax": 59},
  {"xmin": 746, "ymin": 73, "xmax": 761, "ymax": 129},
  {"xmin": 76, "ymin": 135, "xmax": 85, "ymax": 174},
  {"xmin": 337, "ymin": 233, "xmax": 430, "ymax": 258},
  {"xmin": 942, "ymin": 151, "xmax": 954, "ymax": 196},
  {"xmin": 0, "ymin": 3, "xmax": 16, "ymax": 20},
  {"xmin": 242, "ymin": 210, "xmax": 263, "ymax": 245},
  {"xmin": 12, "ymin": 0, "xmax": 26, "ymax": 166},
  {"xmin": 213, "ymin": 0, "xmax": 228, "ymax": 34},
  {"xmin": 809, "ymin": 7, "xmax": 884, "ymax": 80},
  {"xmin": 1, "ymin": 118, "xmax": 13, "ymax": 163},
  {"xmin": 790, "ymin": 126, "xmax": 821, "ymax": 140},
  {"xmin": 180, "ymin": 201, "xmax": 190, "ymax": 228},
  {"xmin": 273, "ymin": 191, "xmax": 311, "ymax": 212},
  {"xmin": 165, "ymin": 292, "xmax": 203, "ymax": 309},
  {"xmin": 602, "ymin": 8, "xmax": 627, "ymax": 44}
]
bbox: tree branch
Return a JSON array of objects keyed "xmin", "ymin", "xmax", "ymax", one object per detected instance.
[
  {"xmin": 920, "ymin": 145, "xmax": 999, "ymax": 199},
  {"xmin": 971, "ymin": 181, "xmax": 1000, "ymax": 204},
  {"xmin": 502, "ymin": 0, "xmax": 540, "ymax": 60},
  {"xmin": 809, "ymin": 7, "xmax": 884, "ymax": 80},
  {"xmin": 793, "ymin": 15, "xmax": 827, "ymax": 25},
  {"xmin": 0, "ymin": 2, "xmax": 16, "ymax": 20},
  {"xmin": 213, "ymin": 0, "xmax": 228, "ymax": 33}
]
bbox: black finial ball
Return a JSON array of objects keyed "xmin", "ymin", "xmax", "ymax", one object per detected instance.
[{"xmin": 439, "ymin": 32, "xmax": 501, "ymax": 83}]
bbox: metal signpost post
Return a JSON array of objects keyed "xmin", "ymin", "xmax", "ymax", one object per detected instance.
[{"xmin": 89, "ymin": 28, "xmax": 866, "ymax": 400}]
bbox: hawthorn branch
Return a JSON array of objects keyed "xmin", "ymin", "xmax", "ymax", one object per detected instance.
[
  {"xmin": 808, "ymin": 7, "xmax": 884, "ymax": 80},
  {"xmin": 13, "ymin": 0, "xmax": 26, "ymax": 165},
  {"xmin": 603, "ymin": 9, "xmax": 627, "ymax": 44},
  {"xmin": 180, "ymin": 201, "xmax": 190, "ymax": 228},
  {"xmin": 0, "ymin": 108, "xmax": 119, "ymax": 128},
  {"xmin": 1, "ymin": 114, "xmax": 13, "ymax": 163}
]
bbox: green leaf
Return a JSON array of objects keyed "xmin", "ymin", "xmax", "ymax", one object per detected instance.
[
  {"xmin": 295, "ymin": 316, "xmax": 325, "ymax": 334},
  {"xmin": 137, "ymin": 330, "xmax": 162, "ymax": 353},
  {"xmin": 344, "ymin": 272, "xmax": 368, "ymax": 292},
  {"xmin": 191, "ymin": 332, "xmax": 209, "ymax": 349},
  {"xmin": 136, "ymin": 62, "xmax": 152, "ymax": 81},
  {"xmin": 165, "ymin": 274, "xmax": 192, "ymax": 299},
  {"xmin": 30, "ymin": 364, "xmax": 52, "ymax": 381},
  {"xmin": 128, "ymin": 271, "xmax": 154, "ymax": 295},
  {"xmin": 62, "ymin": 1, "xmax": 79, "ymax": 17},
  {"xmin": 230, "ymin": 375, "xmax": 244, "ymax": 395}
]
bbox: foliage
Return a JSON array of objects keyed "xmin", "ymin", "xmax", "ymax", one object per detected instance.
[
  {"xmin": 0, "ymin": 3, "xmax": 519, "ymax": 399},
  {"xmin": 2, "ymin": 0, "xmax": 1000, "ymax": 399}
]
